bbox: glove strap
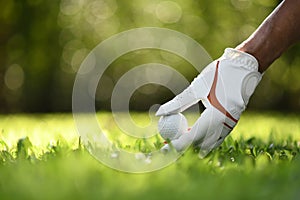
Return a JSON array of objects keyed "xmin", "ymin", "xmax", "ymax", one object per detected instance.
[{"xmin": 222, "ymin": 48, "xmax": 259, "ymax": 72}]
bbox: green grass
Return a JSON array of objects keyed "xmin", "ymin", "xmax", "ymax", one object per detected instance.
[{"xmin": 0, "ymin": 112, "xmax": 300, "ymax": 200}]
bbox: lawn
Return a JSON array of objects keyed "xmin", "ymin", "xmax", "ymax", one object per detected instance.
[{"xmin": 0, "ymin": 112, "xmax": 300, "ymax": 200}]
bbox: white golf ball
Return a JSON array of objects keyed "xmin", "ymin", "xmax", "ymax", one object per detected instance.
[{"xmin": 157, "ymin": 113, "xmax": 188, "ymax": 140}]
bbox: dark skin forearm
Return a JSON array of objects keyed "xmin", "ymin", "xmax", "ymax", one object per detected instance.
[{"xmin": 236, "ymin": 0, "xmax": 300, "ymax": 73}]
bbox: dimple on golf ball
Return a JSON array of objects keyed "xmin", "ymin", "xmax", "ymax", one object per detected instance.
[{"xmin": 157, "ymin": 113, "xmax": 188, "ymax": 140}]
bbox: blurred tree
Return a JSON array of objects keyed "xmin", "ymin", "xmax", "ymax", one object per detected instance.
[
  {"xmin": 0, "ymin": 0, "xmax": 61, "ymax": 112},
  {"xmin": 0, "ymin": 0, "xmax": 299, "ymax": 113}
]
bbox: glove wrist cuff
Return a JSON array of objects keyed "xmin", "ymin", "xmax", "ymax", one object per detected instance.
[{"xmin": 222, "ymin": 48, "xmax": 259, "ymax": 72}]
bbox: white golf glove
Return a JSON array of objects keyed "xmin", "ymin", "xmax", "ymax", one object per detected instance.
[{"xmin": 156, "ymin": 48, "xmax": 262, "ymax": 154}]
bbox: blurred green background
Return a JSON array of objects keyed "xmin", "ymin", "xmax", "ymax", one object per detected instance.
[{"xmin": 1, "ymin": 0, "xmax": 299, "ymax": 113}]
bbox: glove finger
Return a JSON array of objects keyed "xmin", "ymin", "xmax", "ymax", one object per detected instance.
[
  {"xmin": 155, "ymin": 62, "xmax": 217, "ymax": 116},
  {"xmin": 170, "ymin": 107, "xmax": 213, "ymax": 151},
  {"xmin": 171, "ymin": 106, "xmax": 234, "ymax": 153},
  {"xmin": 195, "ymin": 107, "xmax": 234, "ymax": 155}
]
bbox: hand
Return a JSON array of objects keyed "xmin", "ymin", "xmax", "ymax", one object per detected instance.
[{"xmin": 156, "ymin": 48, "xmax": 262, "ymax": 154}]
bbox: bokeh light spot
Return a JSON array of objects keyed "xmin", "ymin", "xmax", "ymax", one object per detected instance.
[
  {"xmin": 155, "ymin": 1, "xmax": 182, "ymax": 24},
  {"xmin": 4, "ymin": 64, "xmax": 25, "ymax": 90},
  {"xmin": 84, "ymin": 0, "xmax": 118, "ymax": 24},
  {"xmin": 71, "ymin": 48, "xmax": 90, "ymax": 72},
  {"xmin": 231, "ymin": 0, "xmax": 252, "ymax": 10},
  {"xmin": 60, "ymin": 0, "xmax": 83, "ymax": 16}
]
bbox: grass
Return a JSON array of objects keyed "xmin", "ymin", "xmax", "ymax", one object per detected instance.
[{"xmin": 0, "ymin": 112, "xmax": 300, "ymax": 200}]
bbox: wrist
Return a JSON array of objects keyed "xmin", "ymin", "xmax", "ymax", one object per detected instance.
[{"xmin": 235, "ymin": 44, "xmax": 269, "ymax": 73}]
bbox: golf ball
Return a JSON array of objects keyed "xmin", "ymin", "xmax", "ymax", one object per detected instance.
[{"xmin": 157, "ymin": 113, "xmax": 188, "ymax": 140}]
